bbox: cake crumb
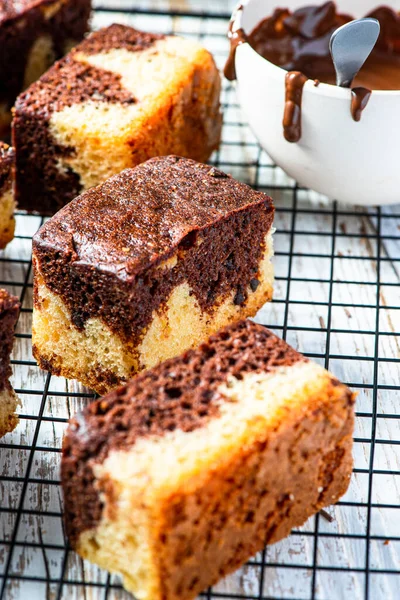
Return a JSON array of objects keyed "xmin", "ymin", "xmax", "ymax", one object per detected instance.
[{"xmin": 320, "ymin": 509, "xmax": 334, "ymax": 523}]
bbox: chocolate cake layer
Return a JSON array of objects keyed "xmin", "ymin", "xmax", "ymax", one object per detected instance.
[
  {"xmin": 0, "ymin": 0, "xmax": 91, "ymax": 133},
  {"xmin": 33, "ymin": 156, "xmax": 274, "ymax": 345},
  {"xmin": 62, "ymin": 320, "xmax": 305, "ymax": 546},
  {"xmin": 0, "ymin": 288, "xmax": 20, "ymax": 391}
]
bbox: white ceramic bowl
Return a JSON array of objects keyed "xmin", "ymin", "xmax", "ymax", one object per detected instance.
[{"xmin": 231, "ymin": 0, "xmax": 400, "ymax": 205}]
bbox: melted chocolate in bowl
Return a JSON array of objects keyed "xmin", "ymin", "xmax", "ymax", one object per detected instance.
[
  {"xmin": 247, "ymin": 3, "xmax": 400, "ymax": 90},
  {"xmin": 225, "ymin": 2, "xmax": 400, "ymax": 140}
]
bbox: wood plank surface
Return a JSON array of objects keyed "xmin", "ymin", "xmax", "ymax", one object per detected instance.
[{"xmin": 0, "ymin": 2, "xmax": 399, "ymax": 599}]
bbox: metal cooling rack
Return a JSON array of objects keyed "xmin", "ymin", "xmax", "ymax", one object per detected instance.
[{"xmin": 0, "ymin": 1, "xmax": 399, "ymax": 599}]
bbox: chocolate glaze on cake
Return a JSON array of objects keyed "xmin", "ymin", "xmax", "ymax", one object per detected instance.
[
  {"xmin": 0, "ymin": 142, "xmax": 14, "ymax": 194},
  {"xmin": 0, "ymin": 289, "xmax": 20, "ymax": 392},
  {"xmin": 62, "ymin": 320, "xmax": 305, "ymax": 545},
  {"xmin": 33, "ymin": 156, "xmax": 274, "ymax": 344},
  {"xmin": 0, "ymin": 0, "xmax": 91, "ymax": 123}
]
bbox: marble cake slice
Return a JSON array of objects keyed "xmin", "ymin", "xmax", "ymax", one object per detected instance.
[
  {"xmin": 61, "ymin": 319, "xmax": 355, "ymax": 600},
  {"xmin": 0, "ymin": 0, "xmax": 91, "ymax": 137},
  {"xmin": 32, "ymin": 156, "xmax": 275, "ymax": 394},
  {"xmin": 13, "ymin": 23, "xmax": 222, "ymax": 214},
  {"xmin": 0, "ymin": 142, "xmax": 15, "ymax": 250},
  {"xmin": 0, "ymin": 288, "xmax": 21, "ymax": 437}
]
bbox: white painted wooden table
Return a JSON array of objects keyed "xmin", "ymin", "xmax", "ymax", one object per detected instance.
[{"xmin": 0, "ymin": 2, "xmax": 399, "ymax": 599}]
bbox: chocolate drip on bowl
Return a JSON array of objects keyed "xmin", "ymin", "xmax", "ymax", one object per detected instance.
[
  {"xmin": 224, "ymin": 27, "xmax": 247, "ymax": 81},
  {"xmin": 224, "ymin": 5, "xmax": 246, "ymax": 82},
  {"xmin": 351, "ymin": 87, "xmax": 372, "ymax": 122},
  {"xmin": 283, "ymin": 72, "xmax": 308, "ymax": 143}
]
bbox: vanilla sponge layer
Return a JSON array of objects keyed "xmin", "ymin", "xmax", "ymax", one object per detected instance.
[
  {"xmin": 75, "ymin": 362, "xmax": 354, "ymax": 600},
  {"xmin": 0, "ymin": 386, "xmax": 20, "ymax": 438},
  {"xmin": 0, "ymin": 187, "xmax": 16, "ymax": 250},
  {"xmin": 32, "ymin": 235, "xmax": 274, "ymax": 393},
  {"xmin": 49, "ymin": 36, "xmax": 222, "ymax": 191}
]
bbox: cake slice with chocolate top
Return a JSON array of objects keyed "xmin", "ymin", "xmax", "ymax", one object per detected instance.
[
  {"xmin": 13, "ymin": 23, "xmax": 222, "ymax": 214},
  {"xmin": 62, "ymin": 319, "xmax": 355, "ymax": 600},
  {"xmin": 0, "ymin": 289, "xmax": 21, "ymax": 437},
  {"xmin": 0, "ymin": 0, "xmax": 91, "ymax": 137},
  {"xmin": 0, "ymin": 143, "xmax": 15, "ymax": 249},
  {"xmin": 32, "ymin": 156, "xmax": 275, "ymax": 393}
]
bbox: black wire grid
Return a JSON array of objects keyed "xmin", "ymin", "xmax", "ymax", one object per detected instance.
[{"xmin": 0, "ymin": 4, "xmax": 399, "ymax": 600}]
